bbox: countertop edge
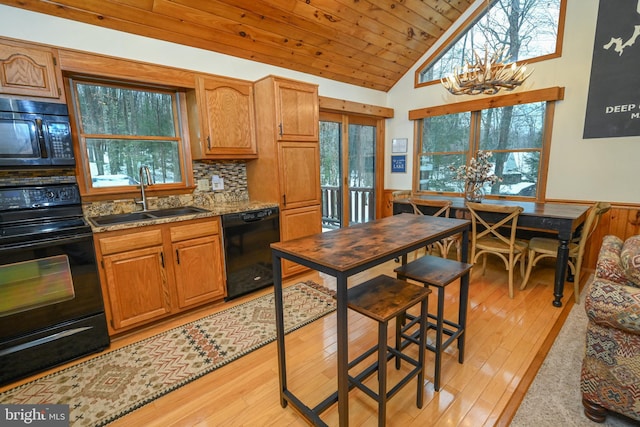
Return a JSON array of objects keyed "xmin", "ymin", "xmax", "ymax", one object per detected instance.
[{"xmin": 88, "ymin": 201, "xmax": 279, "ymax": 233}]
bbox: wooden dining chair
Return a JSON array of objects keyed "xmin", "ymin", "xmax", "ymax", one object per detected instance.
[
  {"xmin": 390, "ymin": 192, "xmax": 457, "ymax": 258},
  {"xmin": 520, "ymin": 201, "xmax": 611, "ymax": 303},
  {"xmin": 410, "ymin": 199, "xmax": 461, "ymax": 260},
  {"xmin": 466, "ymin": 202, "xmax": 528, "ymax": 298},
  {"xmin": 391, "ymin": 190, "xmax": 412, "ymax": 202}
]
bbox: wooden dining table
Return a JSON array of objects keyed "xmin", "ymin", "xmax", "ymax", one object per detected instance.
[
  {"xmin": 394, "ymin": 195, "xmax": 591, "ymax": 307},
  {"xmin": 270, "ymin": 213, "xmax": 470, "ymax": 426}
]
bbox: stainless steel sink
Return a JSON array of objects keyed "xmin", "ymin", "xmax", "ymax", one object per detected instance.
[
  {"xmin": 147, "ymin": 206, "xmax": 209, "ymax": 218},
  {"xmin": 89, "ymin": 206, "xmax": 210, "ymax": 227}
]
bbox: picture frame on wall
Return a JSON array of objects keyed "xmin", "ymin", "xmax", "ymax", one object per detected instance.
[
  {"xmin": 391, "ymin": 155, "xmax": 406, "ymax": 173},
  {"xmin": 391, "ymin": 138, "xmax": 408, "ymax": 153}
]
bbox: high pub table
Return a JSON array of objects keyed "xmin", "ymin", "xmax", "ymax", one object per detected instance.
[{"xmin": 270, "ymin": 213, "xmax": 470, "ymax": 426}]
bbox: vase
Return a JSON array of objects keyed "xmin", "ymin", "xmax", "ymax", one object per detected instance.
[{"xmin": 464, "ymin": 180, "xmax": 485, "ymax": 203}]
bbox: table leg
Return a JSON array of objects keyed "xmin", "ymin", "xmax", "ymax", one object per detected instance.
[
  {"xmin": 460, "ymin": 229, "xmax": 469, "ymax": 263},
  {"xmin": 553, "ymin": 239, "xmax": 570, "ymax": 307},
  {"xmin": 272, "ymin": 253, "xmax": 288, "ymax": 408},
  {"xmin": 458, "ymin": 228, "xmax": 469, "ymax": 361},
  {"xmin": 458, "ymin": 270, "xmax": 469, "ymax": 363},
  {"xmin": 336, "ymin": 273, "xmax": 349, "ymax": 426}
]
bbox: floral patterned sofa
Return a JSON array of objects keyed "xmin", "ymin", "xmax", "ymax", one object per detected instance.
[{"xmin": 581, "ymin": 235, "xmax": 640, "ymax": 423}]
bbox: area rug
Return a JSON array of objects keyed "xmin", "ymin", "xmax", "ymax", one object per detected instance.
[
  {"xmin": 0, "ymin": 281, "xmax": 336, "ymax": 426},
  {"xmin": 511, "ymin": 276, "xmax": 636, "ymax": 426}
]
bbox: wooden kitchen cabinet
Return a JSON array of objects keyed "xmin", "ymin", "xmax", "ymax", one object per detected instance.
[
  {"xmin": 97, "ymin": 229, "xmax": 170, "ymax": 331},
  {"xmin": 94, "ymin": 217, "xmax": 226, "ymax": 335},
  {"xmin": 272, "ymin": 78, "xmax": 319, "ymax": 141},
  {"xmin": 102, "ymin": 243, "xmax": 171, "ymax": 331},
  {"xmin": 187, "ymin": 75, "xmax": 257, "ymax": 159},
  {"xmin": 249, "ymin": 76, "xmax": 321, "ymax": 208},
  {"xmin": 0, "ymin": 37, "xmax": 65, "ymax": 102},
  {"xmin": 248, "ymin": 75, "xmax": 321, "ymax": 278},
  {"xmin": 278, "ymin": 141, "xmax": 321, "ymax": 209},
  {"xmin": 170, "ymin": 221, "xmax": 226, "ymax": 308},
  {"xmin": 280, "ymin": 205, "xmax": 323, "ymax": 276}
]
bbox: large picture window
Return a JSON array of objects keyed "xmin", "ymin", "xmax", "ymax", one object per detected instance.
[
  {"xmin": 69, "ymin": 78, "xmax": 191, "ymax": 195},
  {"xmin": 416, "ymin": 0, "xmax": 565, "ymax": 87},
  {"xmin": 413, "ymin": 88, "xmax": 564, "ymax": 200}
]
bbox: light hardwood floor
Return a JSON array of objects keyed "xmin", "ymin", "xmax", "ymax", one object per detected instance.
[{"xmin": 1, "ymin": 253, "xmax": 578, "ymax": 426}]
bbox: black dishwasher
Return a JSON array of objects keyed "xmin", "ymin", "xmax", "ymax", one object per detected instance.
[{"xmin": 222, "ymin": 207, "xmax": 280, "ymax": 301}]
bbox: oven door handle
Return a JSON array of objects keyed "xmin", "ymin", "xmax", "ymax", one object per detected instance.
[
  {"xmin": 0, "ymin": 232, "xmax": 93, "ymax": 253},
  {"xmin": 0, "ymin": 326, "xmax": 93, "ymax": 357}
]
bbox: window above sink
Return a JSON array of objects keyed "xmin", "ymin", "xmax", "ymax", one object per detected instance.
[{"xmin": 68, "ymin": 76, "xmax": 195, "ymax": 200}]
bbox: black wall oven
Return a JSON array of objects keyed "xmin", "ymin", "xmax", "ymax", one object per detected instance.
[
  {"xmin": 0, "ymin": 98, "xmax": 74, "ymax": 168},
  {"xmin": 0, "ymin": 184, "xmax": 109, "ymax": 385}
]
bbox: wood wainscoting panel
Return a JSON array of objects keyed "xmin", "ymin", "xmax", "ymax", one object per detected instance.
[{"xmin": 583, "ymin": 204, "xmax": 640, "ymax": 270}]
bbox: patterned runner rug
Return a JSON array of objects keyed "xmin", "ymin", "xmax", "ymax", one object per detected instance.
[{"xmin": 0, "ymin": 281, "xmax": 336, "ymax": 426}]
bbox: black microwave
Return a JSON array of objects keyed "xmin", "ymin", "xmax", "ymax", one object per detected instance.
[{"xmin": 0, "ymin": 98, "xmax": 74, "ymax": 168}]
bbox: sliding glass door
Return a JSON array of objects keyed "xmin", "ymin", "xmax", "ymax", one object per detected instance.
[{"xmin": 320, "ymin": 112, "xmax": 376, "ymax": 229}]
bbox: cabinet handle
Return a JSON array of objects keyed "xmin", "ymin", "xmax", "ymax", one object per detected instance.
[
  {"xmin": 160, "ymin": 252, "xmax": 165, "ymax": 268},
  {"xmin": 278, "ymin": 123, "xmax": 283, "ymax": 137},
  {"xmin": 207, "ymin": 135, "xmax": 211, "ymax": 149},
  {"xmin": 175, "ymin": 249, "xmax": 180, "ymax": 264},
  {"xmin": 283, "ymin": 194, "xmax": 286, "ymax": 206}
]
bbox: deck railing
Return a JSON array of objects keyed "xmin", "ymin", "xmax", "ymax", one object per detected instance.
[{"xmin": 321, "ymin": 185, "xmax": 374, "ymax": 229}]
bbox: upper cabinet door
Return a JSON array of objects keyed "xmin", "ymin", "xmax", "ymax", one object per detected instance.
[
  {"xmin": 278, "ymin": 141, "xmax": 321, "ymax": 208},
  {"xmin": 274, "ymin": 79, "xmax": 319, "ymax": 142},
  {"xmin": 191, "ymin": 75, "xmax": 257, "ymax": 159},
  {"xmin": 0, "ymin": 39, "xmax": 64, "ymax": 102}
]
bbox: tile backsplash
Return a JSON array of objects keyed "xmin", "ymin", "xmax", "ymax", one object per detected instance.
[
  {"xmin": 1, "ymin": 160, "xmax": 251, "ymax": 216},
  {"xmin": 0, "ymin": 169, "xmax": 76, "ymax": 186},
  {"xmin": 192, "ymin": 160, "xmax": 248, "ymax": 200}
]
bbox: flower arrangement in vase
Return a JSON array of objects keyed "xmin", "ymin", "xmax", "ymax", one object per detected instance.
[{"xmin": 449, "ymin": 150, "xmax": 502, "ymax": 202}]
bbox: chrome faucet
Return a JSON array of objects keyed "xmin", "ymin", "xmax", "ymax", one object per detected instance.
[{"xmin": 136, "ymin": 165, "xmax": 153, "ymax": 211}]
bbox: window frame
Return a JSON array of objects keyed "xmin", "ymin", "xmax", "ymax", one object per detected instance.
[
  {"xmin": 414, "ymin": 0, "xmax": 567, "ymax": 89},
  {"xmin": 409, "ymin": 87, "xmax": 564, "ymax": 202},
  {"xmin": 67, "ymin": 76, "xmax": 194, "ymax": 200}
]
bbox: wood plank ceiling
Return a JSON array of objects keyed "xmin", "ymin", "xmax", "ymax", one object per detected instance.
[{"xmin": 0, "ymin": 0, "xmax": 473, "ymax": 91}]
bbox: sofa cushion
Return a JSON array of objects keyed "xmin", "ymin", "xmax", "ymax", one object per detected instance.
[
  {"xmin": 621, "ymin": 236, "xmax": 640, "ymax": 287},
  {"xmin": 595, "ymin": 235, "xmax": 629, "ymax": 285},
  {"xmin": 586, "ymin": 280, "xmax": 640, "ymax": 334}
]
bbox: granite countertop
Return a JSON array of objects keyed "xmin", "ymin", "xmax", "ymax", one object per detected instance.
[{"xmin": 88, "ymin": 199, "xmax": 279, "ymax": 233}]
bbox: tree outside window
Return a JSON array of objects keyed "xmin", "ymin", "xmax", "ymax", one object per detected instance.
[
  {"xmin": 417, "ymin": 0, "xmax": 563, "ymax": 86},
  {"xmin": 418, "ymin": 112, "xmax": 470, "ymax": 192},
  {"xmin": 71, "ymin": 79, "xmax": 186, "ymax": 191},
  {"xmin": 417, "ymin": 101, "xmax": 546, "ymax": 198},
  {"xmin": 480, "ymin": 103, "xmax": 544, "ymax": 196}
]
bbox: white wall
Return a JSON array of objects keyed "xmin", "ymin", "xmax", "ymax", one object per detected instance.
[
  {"xmin": 1, "ymin": 1, "xmax": 638, "ymax": 204},
  {"xmin": 386, "ymin": 0, "xmax": 640, "ymax": 204}
]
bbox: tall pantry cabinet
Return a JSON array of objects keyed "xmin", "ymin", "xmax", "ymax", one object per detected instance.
[{"xmin": 248, "ymin": 76, "xmax": 322, "ymax": 277}]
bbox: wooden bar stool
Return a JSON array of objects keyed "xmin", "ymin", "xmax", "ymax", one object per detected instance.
[
  {"xmin": 394, "ymin": 255, "xmax": 472, "ymax": 391},
  {"xmin": 345, "ymin": 274, "xmax": 431, "ymax": 427}
]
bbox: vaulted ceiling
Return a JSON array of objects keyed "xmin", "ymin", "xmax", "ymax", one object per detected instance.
[{"xmin": 0, "ymin": 0, "xmax": 474, "ymax": 92}]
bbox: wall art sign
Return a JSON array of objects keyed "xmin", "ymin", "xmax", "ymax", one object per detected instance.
[
  {"xmin": 583, "ymin": 0, "xmax": 640, "ymax": 139},
  {"xmin": 391, "ymin": 155, "xmax": 406, "ymax": 173}
]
